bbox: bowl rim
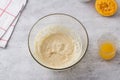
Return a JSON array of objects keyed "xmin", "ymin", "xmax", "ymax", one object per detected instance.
[{"xmin": 28, "ymin": 13, "xmax": 89, "ymax": 70}]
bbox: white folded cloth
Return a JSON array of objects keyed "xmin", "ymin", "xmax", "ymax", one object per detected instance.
[{"xmin": 0, "ymin": 0, "xmax": 28, "ymax": 48}]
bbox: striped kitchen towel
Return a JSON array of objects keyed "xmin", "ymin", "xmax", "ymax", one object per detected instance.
[{"xmin": 0, "ymin": 0, "xmax": 28, "ymax": 48}]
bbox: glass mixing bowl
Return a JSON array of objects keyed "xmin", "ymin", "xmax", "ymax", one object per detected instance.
[{"xmin": 28, "ymin": 13, "xmax": 89, "ymax": 70}]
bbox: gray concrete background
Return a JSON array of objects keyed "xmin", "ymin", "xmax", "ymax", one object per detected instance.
[{"xmin": 0, "ymin": 0, "xmax": 120, "ymax": 80}]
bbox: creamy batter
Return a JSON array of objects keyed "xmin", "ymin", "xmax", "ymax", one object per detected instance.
[{"xmin": 34, "ymin": 25, "xmax": 82, "ymax": 69}]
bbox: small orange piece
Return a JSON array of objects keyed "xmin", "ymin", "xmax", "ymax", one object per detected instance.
[
  {"xmin": 99, "ymin": 42, "xmax": 116, "ymax": 60},
  {"xmin": 95, "ymin": 0, "xmax": 118, "ymax": 16}
]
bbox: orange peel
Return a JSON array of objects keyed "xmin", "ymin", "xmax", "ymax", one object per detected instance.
[{"xmin": 95, "ymin": 0, "xmax": 118, "ymax": 16}]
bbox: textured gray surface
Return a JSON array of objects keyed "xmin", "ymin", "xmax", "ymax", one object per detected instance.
[{"xmin": 0, "ymin": 0, "xmax": 120, "ymax": 80}]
